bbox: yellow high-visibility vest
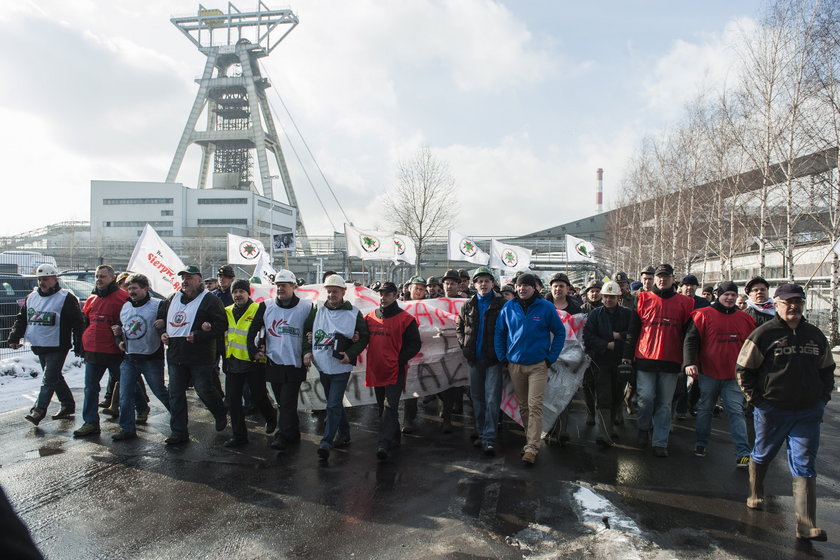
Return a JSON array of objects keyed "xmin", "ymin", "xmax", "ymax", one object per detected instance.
[{"xmin": 225, "ymin": 302, "xmax": 263, "ymax": 362}]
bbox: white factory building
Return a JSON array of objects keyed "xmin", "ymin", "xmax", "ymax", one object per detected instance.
[{"xmin": 90, "ymin": 180, "xmax": 296, "ymax": 240}]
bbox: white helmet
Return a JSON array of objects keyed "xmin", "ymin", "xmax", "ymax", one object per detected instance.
[
  {"xmin": 601, "ymin": 281, "xmax": 622, "ymax": 296},
  {"xmin": 272, "ymin": 269, "xmax": 297, "ymax": 284},
  {"xmin": 35, "ymin": 264, "xmax": 59, "ymax": 277},
  {"xmin": 323, "ymin": 274, "xmax": 346, "ymax": 288}
]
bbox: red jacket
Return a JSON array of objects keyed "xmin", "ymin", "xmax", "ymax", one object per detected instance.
[
  {"xmin": 634, "ymin": 291, "xmax": 694, "ymax": 364},
  {"xmin": 686, "ymin": 305, "xmax": 755, "ymax": 379},
  {"xmin": 364, "ymin": 307, "xmax": 419, "ymax": 387},
  {"xmin": 82, "ymin": 286, "xmax": 128, "ymax": 354}
]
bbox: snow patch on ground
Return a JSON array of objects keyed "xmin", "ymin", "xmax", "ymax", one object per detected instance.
[{"xmin": 0, "ymin": 347, "xmax": 85, "ymax": 413}]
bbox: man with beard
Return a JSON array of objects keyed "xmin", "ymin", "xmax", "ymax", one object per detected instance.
[{"xmin": 364, "ymin": 282, "xmax": 421, "ymax": 461}]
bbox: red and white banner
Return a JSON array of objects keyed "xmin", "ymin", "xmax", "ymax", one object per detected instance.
[{"xmin": 126, "ymin": 224, "xmax": 186, "ymax": 297}]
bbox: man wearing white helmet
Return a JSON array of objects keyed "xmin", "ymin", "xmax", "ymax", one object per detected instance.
[
  {"xmin": 247, "ymin": 269, "xmax": 313, "ymax": 452},
  {"xmin": 583, "ymin": 281, "xmax": 634, "ymax": 446},
  {"xmin": 302, "ymin": 274, "xmax": 369, "ymax": 462},
  {"xmin": 9, "ymin": 264, "xmax": 85, "ymax": 425}
]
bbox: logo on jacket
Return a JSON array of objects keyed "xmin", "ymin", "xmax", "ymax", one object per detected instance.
[
  {"xmin": 28, "ymin": 309, "xmax": 56, "ymax": 326},
  {"xmin": 124, "ymin": 316, "xmax": 147, "ymax": 339},
  {"xmin": 268, "ymin": 318, "xmax": 300, "ymax": 337},
  {"xmin": 169, "ymin": 311, "xmax": 189, "ymax": 328}
]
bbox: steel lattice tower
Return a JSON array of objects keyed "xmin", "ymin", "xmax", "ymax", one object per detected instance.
[{"xmin": 167, "ymin": 2, "xmax": 308, "ymax": 242}]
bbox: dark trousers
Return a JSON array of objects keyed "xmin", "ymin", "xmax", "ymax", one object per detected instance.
[
  {"xmin": 225, "ymin": 367, "xmax": 274, "ymax": 440},
  {"xmin": 375, "ymin": 369, "xmax": 407, "ymax": 451},
  {"xmin": 168, "ymin": 363, "xmax": 227, "ymax": 436},
  {"xmin": 270, "ymin": 379, "xmax": 303, "ymax": 444}
]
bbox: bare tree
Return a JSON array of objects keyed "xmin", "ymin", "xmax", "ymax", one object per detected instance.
[{"xmin": 384, "ymin": 146, "xmax": 459, "ymax": 273}]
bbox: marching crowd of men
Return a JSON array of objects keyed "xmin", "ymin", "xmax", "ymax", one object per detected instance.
[{"xmin": 7, "ymin": 260, "xmax": 835, "ymax": 542}]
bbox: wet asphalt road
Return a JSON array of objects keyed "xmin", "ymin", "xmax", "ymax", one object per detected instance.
[{"xmin": 1, "ymin": 381, "xmax": 839, "ymax": 559}]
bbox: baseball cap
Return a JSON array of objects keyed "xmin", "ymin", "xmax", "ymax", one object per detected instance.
[
  {"xmin": 379, "ymin": 281, "xmax": 398, "ymax": 293},
  {"xmin": 654, "ymin": 264, "xmax": 674, "ymax": 277},
  {"xmin": 774, "ymin": 283, "xmax": 806, "ymax": 300},
  {"xmin": 178, "ymin": 265, "xmax": 202, "ymax": 276}
]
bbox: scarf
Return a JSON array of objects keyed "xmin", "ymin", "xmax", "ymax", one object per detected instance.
[{"xmin": 746, "ymin": 297, "xmax": 775, "ymax": 316}]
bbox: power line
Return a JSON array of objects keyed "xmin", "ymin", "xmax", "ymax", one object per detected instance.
[{"xmin": 260, "ymin": 62, "xmax": 351, "ymax": 225}]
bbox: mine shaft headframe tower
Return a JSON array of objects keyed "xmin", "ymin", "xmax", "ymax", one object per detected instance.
[{"xmin": 167, "ymin": 2, "xmax": 308, "ymax": 241}]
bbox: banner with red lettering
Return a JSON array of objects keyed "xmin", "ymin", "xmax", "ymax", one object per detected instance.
[{"xmin": 126, "ymin": 224, "xmax": 185, "ymax": 297}]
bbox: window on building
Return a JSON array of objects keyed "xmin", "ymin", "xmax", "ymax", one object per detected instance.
[
  {"xmin": 102, "ymin": 198, "xmax": 173, "ymax": 205},
  {"xmin": 257, "ymin": 220, "xmax": 292, "ymax": 231},
  {"xmin": 257, "ymin": 199, "xmax": 293, "ymax": 215},
  {"xmin": 104, "ymin": 221, "xmax": 173, "ymax": 227},
  {"xmin": 161, "ymin": 210, "xmax": 174, "ymax": 216},
  {"xmin": 197, "ymin": 219, "xmax": 248, "ymax": 225},
  {"xmin": 197, "ymin": 198, "xmax": 248, "ymax": 205}
]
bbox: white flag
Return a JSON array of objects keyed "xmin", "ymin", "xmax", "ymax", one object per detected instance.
[
  {"xmin": 227, "ymin": 233, "xmax": 267, "ymax": 265},
  {"xmin": 447, "ymin": 230, "xmax": 490, "ymax": 265},
  {"xmin": 126, "ymin": 224, "xmax": 186, "ymax": 297},
  {"xmin": 252, "ymin": 253, "xmax": 277, "ymax": 285},
  {"xmin": 488, "ymin": 239, "xmax": 532, "ymax": 272},
  {"xmin": 566, "ymin": 234, "xmax": 596, "ymax": 263},
  {"xmin": 393, "ymin": 234, "xmax": 417, "ymax": 265},
  {"xmin": 344, "ymin": 224, "xmax": 395, "ymax": 260}
]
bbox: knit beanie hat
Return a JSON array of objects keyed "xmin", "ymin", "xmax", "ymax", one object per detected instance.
[
  {"xmin": 516, "ymin": 273, "xmax": 538, "ymax": 289},
  {"xmin": 232, "ymin": 279, "xmax": 251, "ymax": 293}
]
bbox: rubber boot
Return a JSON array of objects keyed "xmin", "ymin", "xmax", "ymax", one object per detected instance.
[
  {"xmin": 746, "ymin": 461, "xmax": 768, "ymax": 509},
  {"xmin": 793, "ymin": 476, "xmax": 827, "ymax": 541},
  {"xmin": 102, "ymin": 381, "xmax": 120, "ymax": 417},
  {"xmin": 595, "ymin": 409, "xmax": 614, "ymax": 447}
]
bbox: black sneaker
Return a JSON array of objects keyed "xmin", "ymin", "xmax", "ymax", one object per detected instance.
[
  {"xmin": 333, "ymin": 434, "xmax": 351, "ymax": 448},
  {"xmin": 483, "ymin": 444, "xmax": 495, "ymax": 457},
  {"xmin": 270, "ymin": 434, "xmax": 286, "ymax": 452},
  {"xmin": 317, "ymin": 446, "xmax": 330, "ymax": 461},
  {"xmin": 376, "ymin": 447, "xmax": 389, "ymax": 462},
  {"xmin": 224, "ymin": 437, "xmax": 248, "ymax": 448},
  {"xmin": 112, "ymin": 431, "xmax": 137, "ymax": 441},
  {"xmin": 51, "ymin": 407, "xmax": 75, "ymax": 420},
  {"xmin": 473, "ymin": 438, "xmax": 483, "ymax": 449},
  {"xmin": 165, "ymin": 433, "xmax": 189, "ymax": 445},
  {"xmin": 694, "ymin": 445, "xmax": 707, "ymax": 457}
]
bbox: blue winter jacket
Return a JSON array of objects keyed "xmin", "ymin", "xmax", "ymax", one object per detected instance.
[{"xmin": 494, "ymin": 296, "xmax": 566, "ymax": 366}]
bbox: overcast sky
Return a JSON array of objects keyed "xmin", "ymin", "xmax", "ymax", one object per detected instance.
[{"xmin": 0, "ymin": 0, "xmax": 766, "ymax": 238}]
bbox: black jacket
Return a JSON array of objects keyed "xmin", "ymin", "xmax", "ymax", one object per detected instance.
[
  {"xmin": 9, "ymin": 284, "xmax": 84, "ymax": 356},
  {"xmin": 157, "ymin": 287, "xmax": 227, "ymax": 365},
  {"xmin": 456, "ymin": 291, "xmax": 505, "ymax": 364},
  {"xmin": 736, "ymin": 314, "xmax": 835, "ymax": 410},
  {"xmin": 583, "ymin": 304, "xmax": 633, "ymax": 370}
]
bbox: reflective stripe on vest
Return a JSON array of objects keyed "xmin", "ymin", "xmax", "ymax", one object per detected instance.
[{"xmin": 225, "ymin": 302, "xmax": 262, "ymax": 362}]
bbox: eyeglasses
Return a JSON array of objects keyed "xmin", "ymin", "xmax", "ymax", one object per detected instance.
[{"xmin": 778, "ymin": 299, "xmax": 805, "ymax": 307}]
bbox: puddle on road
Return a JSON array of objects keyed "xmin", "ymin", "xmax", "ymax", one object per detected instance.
[{"xmin": 24, "ymin": 446, "xmax": 65, "ymax": 459}]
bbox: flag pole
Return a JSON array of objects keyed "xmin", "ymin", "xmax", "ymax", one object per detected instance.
[{"xmin": 804, "ymin": 244, "xmax": 835, "ymax": 289}]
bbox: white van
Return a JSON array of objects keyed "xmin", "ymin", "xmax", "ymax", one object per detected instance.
[{"xmin": 0, "ymin": 251, "xmax": 58, "ymax": 275}]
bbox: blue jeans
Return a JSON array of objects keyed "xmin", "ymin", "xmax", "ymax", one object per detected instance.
[
  {"xmin": 469, "ymin": 362, "xmax": 502, "ymax": 446},
  {"xmin": 82, "ymin": 360, "xmax": 131, "ymax": 426},
  {"xmin": 636, "ymin": 369, "xmax": 679, "ymax": 448},
  {"xmin": 695, "ymin": 376, "xmax": 749, "ymax": 457},
  {"xmin": 752, "ymin": 402, "xmax": 824, "ymax": 477},
  {"xmin": 319, "ymin": 371, "xmax": 350, "ymax": 448},
  {"xmin": 118, "ymin": 356, "xmax": 170, "ymax": 433},
  {"xmin": 167, "ymin": 363, "xmax": 227, "ymax": 437},
  {"xmin": 35, "ymin": 351, "xmax": 74, "ymax": 412}
]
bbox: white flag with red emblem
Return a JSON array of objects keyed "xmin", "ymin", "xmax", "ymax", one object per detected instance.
[
  {"xmin": 488, "ymin": 239, "xmax": 531, "ymax": 271},
  {"xmin": 447, "ymin": 230, "xmax": 490, "ymax": 265},
  {"xmin": 344, "ymin": 224, "xmax": 396, "ymax": 260},
  {"xmin": 227, "ymin": 233, "xmax": 267, "ymax": 265},
  {"xmin": 565, "ymin": 234, "xmax": 596, "ymax": 263},
  {"xmin": 393, "ymin": 234, "xmax": 416, "ymax": 265}
]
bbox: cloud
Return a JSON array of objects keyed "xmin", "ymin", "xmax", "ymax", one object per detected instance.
[{"xmin": 642, "ymin": 17, "xmax": 756, "ymax": 121}]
